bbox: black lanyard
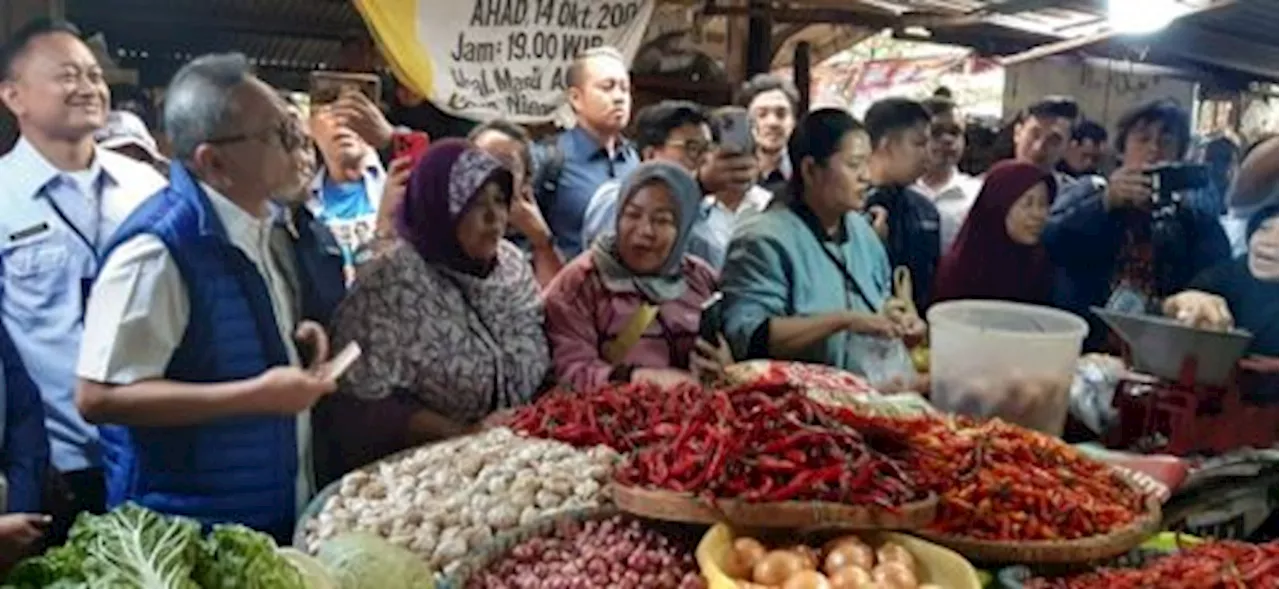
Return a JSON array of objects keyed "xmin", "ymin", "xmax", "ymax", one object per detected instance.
[
  {"xmin": 796, "ymin": 208, "xmax": 877, "ymax": 312},
  {"xmin": 45, "ymin": 197, "xmax": 99, "ymax": 257}
]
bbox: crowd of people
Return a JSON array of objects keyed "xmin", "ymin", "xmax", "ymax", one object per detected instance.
[{"xmin": 0, "ymin": 17, "xmax": 1277, "ymax": 566}]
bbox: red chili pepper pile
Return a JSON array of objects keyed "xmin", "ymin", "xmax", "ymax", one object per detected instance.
[
  {"xmin": 834, "ymin": 412, "xmax": 1148, "ymax": 541},
  {"xmin": 502, "ymin": 382, "xmax": 713, "ymax": 452},
  {"xmin": 1026, "ymin": 540, "xmax": 1279, "ymax": 589},
  {"xmin": 613, "ymin": 383, "xmax": 922, "ymax": 508}
]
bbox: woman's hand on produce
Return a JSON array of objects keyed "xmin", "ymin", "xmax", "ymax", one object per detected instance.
[
  {"xmin": 632, "ymin": 368, "xmax": 699, "ymax": 387},
  {"xmin": 1162, "ymin": 290, "xmax": 1233, "ymax": 330},
  {"xmin": 844, "ymin": 312, "xmax": 901, "ymax": 338},
  {"xmin": 690, "ymin": 336, "xmax": 733, "ymax": 382},
  {"xmin": 251, "ymin": 366, "xmax": 337, "ymax": 414},
  {"xmin": 0, "ymin": 513, "xmax": 50, "ymax": 551},
  {"xmin": 1240, "ymin": 355, "xmax": 1280, "ymax": 374}
]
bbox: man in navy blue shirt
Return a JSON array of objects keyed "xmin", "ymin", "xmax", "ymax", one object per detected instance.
[
  {"xmin": 1, "ymin": 308, "xmax": 51, "ymax": 573},
  {"xmin": 533, "ymin": 46, "xmax": 639, "ymax": 259}
]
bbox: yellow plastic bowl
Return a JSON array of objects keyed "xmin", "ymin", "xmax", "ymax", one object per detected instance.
[{"xmin": 696, "ymin": 523, "xmax": 983, "ymax": 589}]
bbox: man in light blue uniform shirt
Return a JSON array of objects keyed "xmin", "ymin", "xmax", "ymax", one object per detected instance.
[{"xmin": 0, "ymin": 19, "xmax": 166, "ymax": 538}]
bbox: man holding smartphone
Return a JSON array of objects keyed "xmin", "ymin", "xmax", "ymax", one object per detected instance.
[
  {"xmin": 75, "ymin": 54, "xmax": 336, "ymax": 542},
  {"xmin": 307, "ymin": 85, "xmax": 390, "ymax": 282}
]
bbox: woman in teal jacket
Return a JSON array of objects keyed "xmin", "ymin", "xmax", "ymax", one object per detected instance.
[{"xmin": 719, "ymin": 109, "xmax": 921, "ymax": 383}]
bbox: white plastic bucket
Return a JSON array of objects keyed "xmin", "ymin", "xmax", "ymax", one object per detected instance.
[{"xmin": 927, "ymin": 300, "xmax": 1089, "ymax": 435}]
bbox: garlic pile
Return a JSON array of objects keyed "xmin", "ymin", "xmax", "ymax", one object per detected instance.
[{"xmin": 302, "ymin": 428, "xmax": 617, "ymax": 573}]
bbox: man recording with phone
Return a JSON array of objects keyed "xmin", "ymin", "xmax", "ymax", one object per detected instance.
[
  {"xmin": 307, "ymin": 79, "xmax": 390, "ymax": 282},
  {"xmin": 1043, "ymin": 99, "xmax": 1230, "ymax": 351}
]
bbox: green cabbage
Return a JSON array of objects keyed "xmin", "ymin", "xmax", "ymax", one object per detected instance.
[
  {"xmin": 315, "ymin": 533, "xmax": 435, "ymax": 589},
  {"xmin": 193, "ymin": 524, "xmax": 303, "ymax": 589}
]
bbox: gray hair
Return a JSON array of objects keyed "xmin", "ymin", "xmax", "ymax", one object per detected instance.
[{"xmin": 163, "ymin": 52, "xmax": 253, "ymax": 161}]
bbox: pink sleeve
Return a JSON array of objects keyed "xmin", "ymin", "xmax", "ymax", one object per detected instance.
[{"xmin": 543, "ymin": 259, "xmax": 615, "ymax": 392}]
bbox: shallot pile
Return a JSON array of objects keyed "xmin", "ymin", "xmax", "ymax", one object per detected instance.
[
  {"xmin": 301, "ymin": 428, "xmax": 616, "ymax": 574},
  {"xmin": 464, "ymin": 515, "xmax": 705, "ymax": 589},
  {"xmin": 614, "ymin": 386, "xmax": 922, "ymax": 508},
  {"xmin": 837, "ymin": 412, "xmax": 1148, "ymax": 541},
  {"xmin": 1026, "ymin": 540, "xmax": 1279, "ymax": 588}
]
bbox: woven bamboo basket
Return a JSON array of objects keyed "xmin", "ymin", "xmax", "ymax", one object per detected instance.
[
  {"xmin": 612, "ymin": 484, "xmax": 938, "ymax": 530},
  {"xmin": 292, "ymin": 443, "xmax": 432, "ymax": 550},
  {"xmin": 915, "ymin": 484, "xmax": 1163, "ymax": 565}
]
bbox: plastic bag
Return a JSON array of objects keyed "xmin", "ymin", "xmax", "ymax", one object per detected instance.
[
  {"xmin": 1068, "ymin": 354, "xmax": 1128, "ymax": 435},
  {"xmin": 853, "ymin": 334, "xmax": 918, "ymax": 391}
]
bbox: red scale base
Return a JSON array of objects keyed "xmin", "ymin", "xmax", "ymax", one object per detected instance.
[{"xmin": 1107, "ymin": 356, "xmax": 1279, "ymax": 456}]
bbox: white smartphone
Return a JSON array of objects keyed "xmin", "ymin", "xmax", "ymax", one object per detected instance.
[{"xmin": 325, "ymin": 342, "xmax": 363, "ymax": 381}]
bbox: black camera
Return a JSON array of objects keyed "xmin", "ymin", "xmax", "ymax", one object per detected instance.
[
  {"xmin": 1146, "ymin": 163, "xmax": 1209, "ymax": 297},
  {"xmin": 1147, "ymin": 163, "xmax": 1210, "ymax": 208}
]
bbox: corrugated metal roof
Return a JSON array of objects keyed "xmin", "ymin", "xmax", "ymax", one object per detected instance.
[{"xmin": 67, "ymin": 0, "xmax": 364, "ymax": 84}]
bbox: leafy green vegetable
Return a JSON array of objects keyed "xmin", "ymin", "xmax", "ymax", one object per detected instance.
[
  {"xmin": 316, "ymin": 533, "xmax": 435, "ymax": 589},
  {"xmin": 2, "ymin": 504, "xmax": 327, "ymax": 589},
  {"xmin": 4, "ymin": 504, "xmax": 203, "ymax": 589},
  {"xmin": 193, "ymin": 524, "xmax": 303, "ymax": 589},
  {"xmin": 3, "ymin": 542, "xmax": 90, "ymax": 588}
]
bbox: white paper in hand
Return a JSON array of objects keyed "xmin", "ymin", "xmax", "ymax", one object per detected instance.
[{"xmin": 325, "ymin": 342, "xmax": 362, "ymax": 381}]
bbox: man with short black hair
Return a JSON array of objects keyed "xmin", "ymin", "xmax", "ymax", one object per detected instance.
[
  {"xmin": 0, "ymin": 18, "xmax": 167, "ymax": 538},
  {"xmin": 1059, "ymin": 120, "xmax": 1108, "ymax": 179},
  {"xmin": 531, "ymin": 46, "xmax": 639, "ymax": 258},
  {"xmin": 579, "ymin": 100, "xmax": 741, "ymax": 267},
  {"xmin": 1043, "ymin": 99, "xmax": 1230, "ymax": 351},
  {"xmin": 76, "ymin": 53, "xmax": 336, "ymax": 541},
  {"xmin": 864, "ymin": 97, "xmax": 941, "ymax": 311},
  {"xmin": 916, "ymin": 96, "xmax": 980, "ymax": 254},
  {"xmin": 1014, "ymin": 96, "xmax": 1079, "ymax": 175},
  {"xmin": 738, "ymin": 73, "xmax": 799, "ymax": 194}
]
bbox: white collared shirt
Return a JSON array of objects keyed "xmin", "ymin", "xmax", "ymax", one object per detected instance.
[
  {"xmin": 696, "ymin": 185, "xmax": 774, "ymax": 268},
  {"xmin": 78, "ymin": 182, "xmax": 313, "ymax": 512},
  {"xmin": 0, "ymin": 137, "xmax": 167, "ymax": 472},
  {"xmin": 915, "ymin": 168, "xmax": 981, "ymax": 254}
]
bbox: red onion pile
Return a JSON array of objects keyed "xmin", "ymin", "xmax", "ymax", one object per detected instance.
[{"xmin": 465, "ymin": 516, "xmax": 706, "ymax": 589}]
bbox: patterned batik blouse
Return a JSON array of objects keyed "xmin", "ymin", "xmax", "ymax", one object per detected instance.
[{"xmin": 329, "ymin": 239, "xmax": 550, "ymax": 424}]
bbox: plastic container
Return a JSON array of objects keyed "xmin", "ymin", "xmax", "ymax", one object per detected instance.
[
  {"xmin": 927, "ymin": 300, "xmax": 1089, "ymax": 435},
  {"xmin": 696, "ymin": 523, "xmax": 982, "ymax": 589}
]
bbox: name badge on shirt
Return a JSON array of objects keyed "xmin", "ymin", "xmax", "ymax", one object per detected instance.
[{"xmin": 7, "ymin": 222, "xmax": 51, "ymax": 245}]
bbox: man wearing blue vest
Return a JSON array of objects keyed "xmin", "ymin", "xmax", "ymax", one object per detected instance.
[{"xmin": 75, "ymin": 53, "xmax": 336, "ymax": 542}]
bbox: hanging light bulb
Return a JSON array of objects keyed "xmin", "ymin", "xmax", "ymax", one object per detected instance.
[{"xmin": 1109, "ymin": 0, "xmax": 1184, "ymax": 34}]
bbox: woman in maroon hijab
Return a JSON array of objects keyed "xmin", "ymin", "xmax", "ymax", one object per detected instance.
[
  {"xmin": 316, "ymin": 139, "xmax": 551, "ymax": 483},
  {"xmin": 933, "ymin": 161, "xmax": 1058, "ymax": 305}
]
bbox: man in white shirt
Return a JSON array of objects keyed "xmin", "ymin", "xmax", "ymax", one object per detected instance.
[
  {"xmin": 75, "ymin": 53, "xmax": 334, "ymax": 542},
  {"xmin": 0, "ymin": 18, "xmax": 166, "ymax": 541},
  {"xmin": 916, "ymin": 96, "xmax": 981, "ymax": 254}
]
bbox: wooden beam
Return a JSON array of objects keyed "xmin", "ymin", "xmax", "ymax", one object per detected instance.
[{"xmin": 702, "ymin": 2, "xmax": 900, "ymax": 28}]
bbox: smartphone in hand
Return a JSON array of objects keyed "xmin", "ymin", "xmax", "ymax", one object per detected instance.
[
  {"xmin": 699, "ymin": 292, "xmax": 725, "ymax": 344},
  {"xmin": 324, "ymin": 342, "xmax": 363, "ymax": 382}
]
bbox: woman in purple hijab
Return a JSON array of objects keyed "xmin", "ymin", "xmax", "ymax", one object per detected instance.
[{"xmin": 317, "ymin": 139, "xmax": 550, "ymax": 482}]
